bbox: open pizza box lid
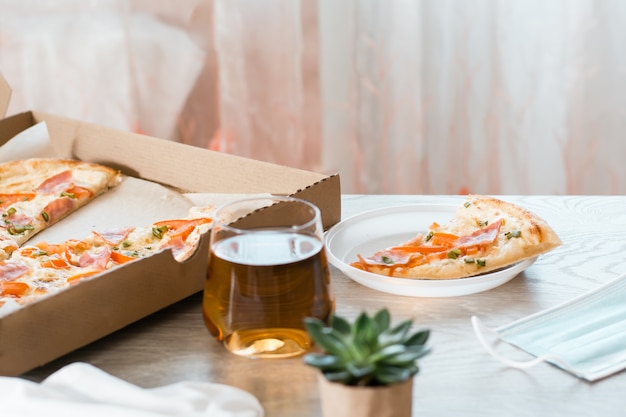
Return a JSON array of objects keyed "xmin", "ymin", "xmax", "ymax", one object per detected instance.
[
  {"xmin": 0, "ymin": 73, "xmax": 10, "ymax": 119},
  {"xmin": 0, "ymin": 73, "xmax": 341, "ymax": 376}
]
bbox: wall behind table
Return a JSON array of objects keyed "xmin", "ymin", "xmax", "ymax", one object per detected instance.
[{"xmin": 2, "ymin": 0, "xmax": 625, "ymax": 195}]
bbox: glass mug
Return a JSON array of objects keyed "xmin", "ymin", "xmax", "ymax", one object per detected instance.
[{"xmin": 202, "ymin": 196, "xmax": 335, "ymax": 358}]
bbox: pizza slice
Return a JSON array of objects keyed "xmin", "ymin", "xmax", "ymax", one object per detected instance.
[
  {"xmin": 0, "ymin": 158, "xmax": 122, "ymax": 259},
  {"xmin": 350, "ymin": 195, "xmax": 562, "ymax": 280},
  {"xmin": 0, "ymin": 212, "xmax": 213, "ymax": 309}
]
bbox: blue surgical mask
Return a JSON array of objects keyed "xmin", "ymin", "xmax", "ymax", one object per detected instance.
[{"xmin": 472, "ymin": 273, "xmax": 626, "ymax": 381}]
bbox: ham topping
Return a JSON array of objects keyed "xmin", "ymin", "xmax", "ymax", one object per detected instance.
[
  {"xmin": 455, "ymin": 220, "xmax": 501, "ymax": 248},
  {"xmin": 78, "ymin": 246, "xmax": 112, "ymax": 270},
  {"xmin": 36, "ymin": 170, "xmax": 74, "ymax": 194},
  {"xmin": 0, "ymin": 260, "xmax": 30, "ymax": 281},
  {"xmin": 93, "ymin": 227, "xmax": 136, "ymax": 245},
  {"xmin": 42, "ymin": 197, "xmax": 78, "ymax": 224}
]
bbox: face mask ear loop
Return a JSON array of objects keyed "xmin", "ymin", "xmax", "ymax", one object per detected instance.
[{"xmin": 471, "ymin": 315, "xmax": 579, "ymax": 373}]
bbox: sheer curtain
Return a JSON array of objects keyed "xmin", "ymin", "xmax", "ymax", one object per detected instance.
[{"xmin": 2, "ymin": 0, "xmax": 626, "ymax": 195}]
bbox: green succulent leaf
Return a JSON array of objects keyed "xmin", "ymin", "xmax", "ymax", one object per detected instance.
[
  {"xmin": 304, "ymin": 318, "xmax": 350, "ymax": 357},
  {"xmin": 379, "ymin": 320, "xmax": 413, "ymax": 347},
  {"xmin": 330, "ymin": 315, "xmax": 352, "ymax": 336},
  {"xmin": 405, "ymin": 329, "xmax": 430, "ymax": 346},
  {"xmin": 371, "ymin": 344, "xmax": 407, "ymax": 362},
  {"xmin": 303, "ymin": 353, "xmax": 345, "ymax": 370},
  {"xmin": 374, "ymin": 365, "xmax": 414, "ymax": 385},
  {"xmin": 379, "ymin": 346, "xmax": 431, "ymax": 365},
  {"xmin": 389, "ymin": 319, "xmax": 412, "ymax": 338},
  {"xmin": 372, "ymin": 308, "xmax": 391, "ymax": 333},
  {"xmin": 346, "ymin": 362, "xmax": 376, "ymax": 378},
  {"xmin": 353, "ymin": 313, "xmax": 378, "ymax": 348},
  {"xmin": 323, "ymin": 370, "xmax": 353, "ymax": 384}
]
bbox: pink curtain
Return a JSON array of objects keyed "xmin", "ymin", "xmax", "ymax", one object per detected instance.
[{"xmin": 2, "ymin": 0, "xmax": 626, "ymax": 195}]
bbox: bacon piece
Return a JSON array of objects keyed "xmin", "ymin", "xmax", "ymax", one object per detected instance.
[
  {"xmin": 455, "ymin": 220, "xmax": 502, "ymax": 248},
  {"xmin": 1, "ymin": 211, "xmax": 33, "ymax": 226},
  {"xmin": 36, "ymin": 170, "xmax": 74, "ymax": 194},
  {"xmin": 0, "ymin": 260, "xmax": 30, "ymax": 281},
  {"xmin": 361, "ymin": 249, "xmax": 413, "ymax": 266},
  {"xmin": 93, "ymin": 227, "xmax": 135, "ymax": 245},
  {"xmin": 42, "ymin": 197, "xmax": 78, "ymax": 223},
  {"xmin": 161, "ymin": 236, "xmax": 187, "ymax": 260},
  {"xmin": 77, "ymin": 246, "xmax": 112, "ymax": 270}
]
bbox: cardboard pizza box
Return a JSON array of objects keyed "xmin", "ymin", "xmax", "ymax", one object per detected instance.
[
  {"xmin": 0, "ymin": 73, "xmax": 341, "ymax": 376},
  {"xmin": 0, "ymin": 74, "xmax": 10, "ymax": 119}
]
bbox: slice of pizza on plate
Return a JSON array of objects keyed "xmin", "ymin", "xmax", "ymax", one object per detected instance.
[
  {"xmin": 350, "ymin": 195, "xmax": 562, "ymax": 280},
  {"xmin": 0, "ymin": 158, "xmax": 122, "ymax": 259}
]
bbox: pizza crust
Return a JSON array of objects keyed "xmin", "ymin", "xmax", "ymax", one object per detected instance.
[{"xmin": 0, "ymin": 158, "xmax": 121, "ymax": 194}]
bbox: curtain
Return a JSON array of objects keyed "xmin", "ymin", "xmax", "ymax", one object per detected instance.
[{"xmin": 2, "ymin": 0, "xmax": 625, "ymax": 195}]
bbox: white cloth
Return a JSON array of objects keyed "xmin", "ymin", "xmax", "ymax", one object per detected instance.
[{"xmin": 0, "ymin": 362, "xmax": 264, "ymax": 417}]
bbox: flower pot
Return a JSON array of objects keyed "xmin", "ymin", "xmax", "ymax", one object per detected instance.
[{"xmin": 317, "ymin": 374, "xmax": 413, "ymax": 417}]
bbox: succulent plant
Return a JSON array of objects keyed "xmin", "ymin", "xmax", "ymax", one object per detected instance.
[{"xmin": 303, "ymin": 308, "xmax": 430, "ymax": 387}]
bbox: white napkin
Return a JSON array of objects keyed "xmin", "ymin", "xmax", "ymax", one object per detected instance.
[{"xmin": 0, "ymin": 363, "xmax": 264, "ymax": 417}]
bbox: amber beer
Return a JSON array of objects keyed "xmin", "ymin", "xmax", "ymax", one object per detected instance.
[{"xmin": 203, "ymin": 229, "xmax": 334, "ymax": 358}]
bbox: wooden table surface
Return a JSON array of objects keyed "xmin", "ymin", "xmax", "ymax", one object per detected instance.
[{"xmin": 23, "ymin": 195, "xmax": 626, "ymax": 416}]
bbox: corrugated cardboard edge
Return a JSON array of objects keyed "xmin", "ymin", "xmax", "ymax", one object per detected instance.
[
  {"xmin": 0, "ymin": 73, "xmax": 11, "ymax": 118},
  {"xmin": 0, "ymin": 239, "xmax": 210, "ymax": 377},
  {"xmin": 292, "ymin": 174, "xmax": 341, "ymax": 231}
]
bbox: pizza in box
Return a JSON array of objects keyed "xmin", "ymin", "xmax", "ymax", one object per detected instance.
[{"xmin": 0, "ymin": 158, "xmax": 213, "ymax": 311}]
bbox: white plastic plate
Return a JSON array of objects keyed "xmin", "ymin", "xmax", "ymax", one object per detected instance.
[{"xmin": 325, "ymin": 204, "xmax": 536, "ymax": 297}]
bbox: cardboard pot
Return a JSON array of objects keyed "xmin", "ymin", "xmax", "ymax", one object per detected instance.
[{"xmin": 317, "ymin": 374, "xmax": 413, "ymax": 417}]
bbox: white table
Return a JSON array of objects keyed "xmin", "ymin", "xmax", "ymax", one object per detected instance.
[{"xmin": 23, "ymin": 195, "xmax": 626, "ymax": 416}]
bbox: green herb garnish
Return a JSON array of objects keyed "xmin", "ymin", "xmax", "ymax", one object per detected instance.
[
  {"xmin": 505, "ymin": 230, "xmax": 521, "ymax": 239},
  {"xmin": 152, "ymin": 225, "xmax": 169, "ymax": 239},
  {"xmin": 7, "ymin": 222, "xmax": 34, "ymax": 235}
]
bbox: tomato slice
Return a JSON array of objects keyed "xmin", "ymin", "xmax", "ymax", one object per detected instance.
[
  {"xmin": 429, "ymin": 232, "xmax": 459, "ymax": 247},
  {"xmin": 388, "ymin": 245, "xmax": 449, "ymax": 254},
  {"xmin": 41, "ymin": 258, "xmax": 70, "ymax": 269},
  {"xmin": 67, "ymin": 270, "xmax": 100, "ymax": 284},
  {"xmin": 153, "ymin": 218, "xmax": 212, "ymax": 241},
  {"xmin": 110, "ymin": 251, "xmax": 136, "ymax": 264},
  {"xmin": 0, "ymin": 193, "xmax": 36, "ymax": 210},
  {"xmin": 0, "ymin": 281, "xmax": 30, "ymax": 297}
]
